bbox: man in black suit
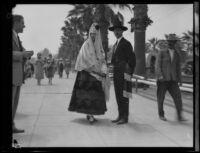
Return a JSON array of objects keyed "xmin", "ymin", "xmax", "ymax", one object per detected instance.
[{"xmin": 108, "ymin": 16, "xmax": 136, "ymax": 124}]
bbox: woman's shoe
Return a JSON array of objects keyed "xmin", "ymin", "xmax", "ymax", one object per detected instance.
[
  {"xmin": 89, "ymin": 115, "xmax": 96, "ymax": 124},
  {"xmin": 93, "ymin": 117, "xmax": 98, "ymax": 122}
]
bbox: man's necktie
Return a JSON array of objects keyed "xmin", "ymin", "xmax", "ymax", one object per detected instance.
[
  {"xmin": 113, "ymin": 41, "xmax": 118, "ymax": 54},
  {"xmin": 168, "ymin": 49, "xmax": 174, "ymax": 62},
  {"xmin": 17, "ymin": 35, "xmax": 23, "ymax": 51}
]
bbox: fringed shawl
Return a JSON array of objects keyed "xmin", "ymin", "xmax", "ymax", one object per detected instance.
[
  {"xmin": 75, "ymin": 23, "xmax": 110, "ymax": 102},
  {"xmin": 75, "ymin": 23, "xmax": 105, "ymax": 73}
]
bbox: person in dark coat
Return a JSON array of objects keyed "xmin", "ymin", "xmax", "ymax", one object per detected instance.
[
  {"xmin": 46, "ymin": 54, "xmax": 55, "ymax": 85},
  {"xmin": 155, "ymin": 34, "xmax": 187, "ymax": 122},
  {"xmin": 64, "ymin": 60, "xmax": 71, "ymax": 78},
  {"xmin": 35, "ymin": 53, "xmax": 44, "ymax": 85},
  {"xmin": 58, "ymin": 60, "xmax": 64, "ymax": 78},
  {"xmin": 108, "ymin": 16, "xmax": 136, "ymax": 124}
]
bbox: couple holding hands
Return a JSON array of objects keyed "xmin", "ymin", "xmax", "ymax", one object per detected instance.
[{"xmin": 68, "ymin": 17, "xmax": 136, "ymax": 124}]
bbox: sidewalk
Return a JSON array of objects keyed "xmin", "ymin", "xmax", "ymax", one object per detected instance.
[{"xmin": 13, "ymin": 72, "xmax": 193, "ymax": 147}]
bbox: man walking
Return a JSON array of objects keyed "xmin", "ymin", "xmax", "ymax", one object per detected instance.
[
  {"xmin": 12, "ymin": 14, "xmax": 34, "ymax": 133},
  {"xmin": 155, "ymin": 33, "xmax": 187, "ymax": 122},
  {"xmin": 108, "ymin": 16, "xmax": 136, "ymax": 124}
]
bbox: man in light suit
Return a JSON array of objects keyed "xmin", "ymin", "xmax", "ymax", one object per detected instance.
[
  {"xmin": 155, "ymin": 34, "xmax": 187, "ymax": 122},
  {"xmin": 12, "ymin": 14, "xmax": 33, "ymax": 133},
  {"xmin": 108, "ymin": 16, "xmax": 136, "ymax": 124}
]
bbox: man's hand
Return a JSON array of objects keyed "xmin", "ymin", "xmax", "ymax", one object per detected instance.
[
  {"xmin": 23, "ymin": 51, "xmax": 34, "ymax": 58},
  {"xmin": 100, "ymin": 73, "xmax": 106, "ymax": 78}
]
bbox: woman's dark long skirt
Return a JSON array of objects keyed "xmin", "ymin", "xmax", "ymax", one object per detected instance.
[
  {"xmin": 68, "ymin": 70, "xmax": 107, "ymax": 115},
  {"xmin": 46, "ymin": 66, "xmax": 54, "ymax": 78}
]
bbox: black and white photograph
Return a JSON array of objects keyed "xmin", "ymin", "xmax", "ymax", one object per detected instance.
[{"xmin": 0, "ymin": 2, "xmax": 199, "ymax": 151}]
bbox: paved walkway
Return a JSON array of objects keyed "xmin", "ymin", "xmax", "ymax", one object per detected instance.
[{"xmin": 13, "ymin": 72, "xmax": 193, "ymax": 147}]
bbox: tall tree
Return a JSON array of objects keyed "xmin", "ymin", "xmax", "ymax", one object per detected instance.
[
  {"xmin": 145, "ymin": 42, "xmax": 151, "ymax": 53},
  {"xmin": 67, "ymin": 4, "xmax": 132, "ymax": 62},
  {"xmin": 59, "ymin": 17, "xmax": 84, "ymax": 62},
  {"xmin": 148, "ymin": 37, "xmax": 160, "ymax": 53},
  {"xmin": 93, "ymin": 4, "xmax": 132, "ymax": 61},
  {"xmin": 157, "ymin": 39, "xmax": 168, "ymax": 50},
  {"xmin": 67, "ymin": 4, "xmax": 95, "ymax": 37},
  {"xmin": 129, "ymin": 4, "xmax": 153, "ymax": 76},
  {"xmin": 182, "ymin": 30, "xmax": 193, "ymax": 55}
]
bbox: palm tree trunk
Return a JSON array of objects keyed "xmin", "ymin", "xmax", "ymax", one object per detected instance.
[
  {"xmin": 133, "ymin": 4, "xmax": 148, "ymax": 76},
  {"xmin": 100, "ymin": 21, "xmax": 109, "ymax": 62},
  {"xmin": 134, "ymin": 31, "xmax": 146, "ymax": 76},
  {"xmin": 94, "ymin": 4, "xmax": 109, "ymax": 62}
]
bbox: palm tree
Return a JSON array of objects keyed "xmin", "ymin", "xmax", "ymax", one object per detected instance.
[
  {"xmin": 182, "ymin": 30, "xmax": 193, "ymax": 55},
  {"xmin": 157, "ymin": 39, "xmax": 168, "ymax": 50},
  {"xmin": 129, "ymin": 4, "xmax": 153, "ymax": 76},
  {"xmin": 67, "ymin": 4, "xmax": 95, "ymax": 38},
  {"xmin": 182, "ymin": 30, "xmax": 193, "ymax": 42},
  {"xmin": 67, "ymin": 4, "xmax": 132, "ymax": 62},
  {"xmin": 93, "ymin": 4, "xmax": 132, "ymax": 61},
  {"xmin": 148, "ymin": 37, "xmax": 160, "ymax": 53},
  {"xmin": 145, "ymin": 42, "xmax": 151, "ymax": 53},
  {"xmin": 59, "ymin": 17, "xmax": 84, "ymax": 62}
]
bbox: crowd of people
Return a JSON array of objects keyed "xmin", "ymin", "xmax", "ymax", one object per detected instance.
[{"xmin": 23, "ymin": 53, "xmax": 72, "ymax": 86}]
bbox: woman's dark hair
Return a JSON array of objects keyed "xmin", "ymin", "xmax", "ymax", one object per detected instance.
[{"xmin": 95, "ymin": 25, "xmax": 100, "ymax": 30}]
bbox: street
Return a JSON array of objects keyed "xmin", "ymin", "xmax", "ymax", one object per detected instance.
[{"xmin": 13, "ymin": 72, "xmax": 193, "ymax": 147}]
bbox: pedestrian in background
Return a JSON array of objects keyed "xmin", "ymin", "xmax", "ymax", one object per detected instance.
[
  {"xmin": 35, "ymin": 52, "xmax": 44, "ymax": 85},
  {"xmin": 43, "ymin": 57, "xmax": 48, "ymax": 78},
  {"xmin": 46, "ymin": 54, "xmax": 55, "ymax": 85},
  {"xmin": 155, "ymin": 33, "xmax": 187, "ymax": 122},
  {"xmin": 64, "ymin": 60, "xmax": 71, "ymax": 78},
  {"xmin": 30, "ymin": 62, "xmax": 34, "ymax": 77},
  {"xmin": 24, "ymin": 60, "xmax": 32, "ymax": 79},
  {"xmin": 58, "ymin": 59, "xmax": 64, "ymax": 78}
]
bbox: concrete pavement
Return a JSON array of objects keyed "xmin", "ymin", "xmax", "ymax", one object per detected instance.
[{"xmin": 13, "ymin": 72, "xmax": 193, "ymax": 147}]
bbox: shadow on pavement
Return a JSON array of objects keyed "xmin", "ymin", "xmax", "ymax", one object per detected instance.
[
  {"xmin": 15, "ymin": 113, "xmax": 30, "ymax": 119},
  {"xmin": 127, "ymin": 122, "xmax": 156, "ymax": 133},
  {"xmin": 70, "ymin": 118, "xmax": 114, "ymax": 127}
]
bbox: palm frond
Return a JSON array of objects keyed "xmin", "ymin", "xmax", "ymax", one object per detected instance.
[
  {"xmin": 117, "ymin": 11, "xmax": 124, "ymax": 24},
  {"xmin": 118, "ymin": 4, "xmax": 132, "ymax": 12}
]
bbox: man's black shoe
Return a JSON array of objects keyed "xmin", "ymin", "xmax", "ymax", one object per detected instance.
[
  {"xmin": 13, "ymin": 127, "xmax": 25, "ymax": 133},
  {"xmin": 159, "ymin": 116, "xmax": 167, "ymax": 121},
  {"xmin": 117, "ymin": 119, "xmax": 128, "ymax": 125},
  {"xmin": 178, "ymin": 116, "xmax": 187, "ymax": 122},
  {"xmin": 111, "ymin": 117, "xmax": 121, "ymax": 123}
]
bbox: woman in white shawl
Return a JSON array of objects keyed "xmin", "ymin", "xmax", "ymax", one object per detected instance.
[{"xmin": 68, "ymin": 23, "xmax": 110, "ymax": 124}]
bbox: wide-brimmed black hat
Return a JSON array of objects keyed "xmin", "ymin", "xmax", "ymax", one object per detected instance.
[{"xmin": 108, "ymin": 15, "xmax": 128, "ymax": 31}]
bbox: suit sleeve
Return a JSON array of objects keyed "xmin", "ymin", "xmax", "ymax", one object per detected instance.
[
  {"xmin": 13, "ymin": 51, "xmax": 24, "ymax": 62},
  {"xmin": 155, "ymin": 51, "xmax": 163, "ymax": 79},
  {"xmin": 126, "ymin": 42, "xmax": 136, "ymax": 74},
  {"xmin": 176, "ymin": 52, "xmax": 182, "ymax": 83},
  {"xmin": 12, "ymin": 39, "xmax": 26, "ymax": 62}
]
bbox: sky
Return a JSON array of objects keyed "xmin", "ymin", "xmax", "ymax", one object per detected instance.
[{"xmin": 12, "ymin": 4, "xmax": 193, "ymax": 57}]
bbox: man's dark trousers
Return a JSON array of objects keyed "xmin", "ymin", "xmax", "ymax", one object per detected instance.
[
  {"xmin": 113, "ymin": 64, "xmax": 129, "ymax": 121},
  {"xmin": 157, "ymin": 80, "xmax": 183, "ymax": 118}
]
